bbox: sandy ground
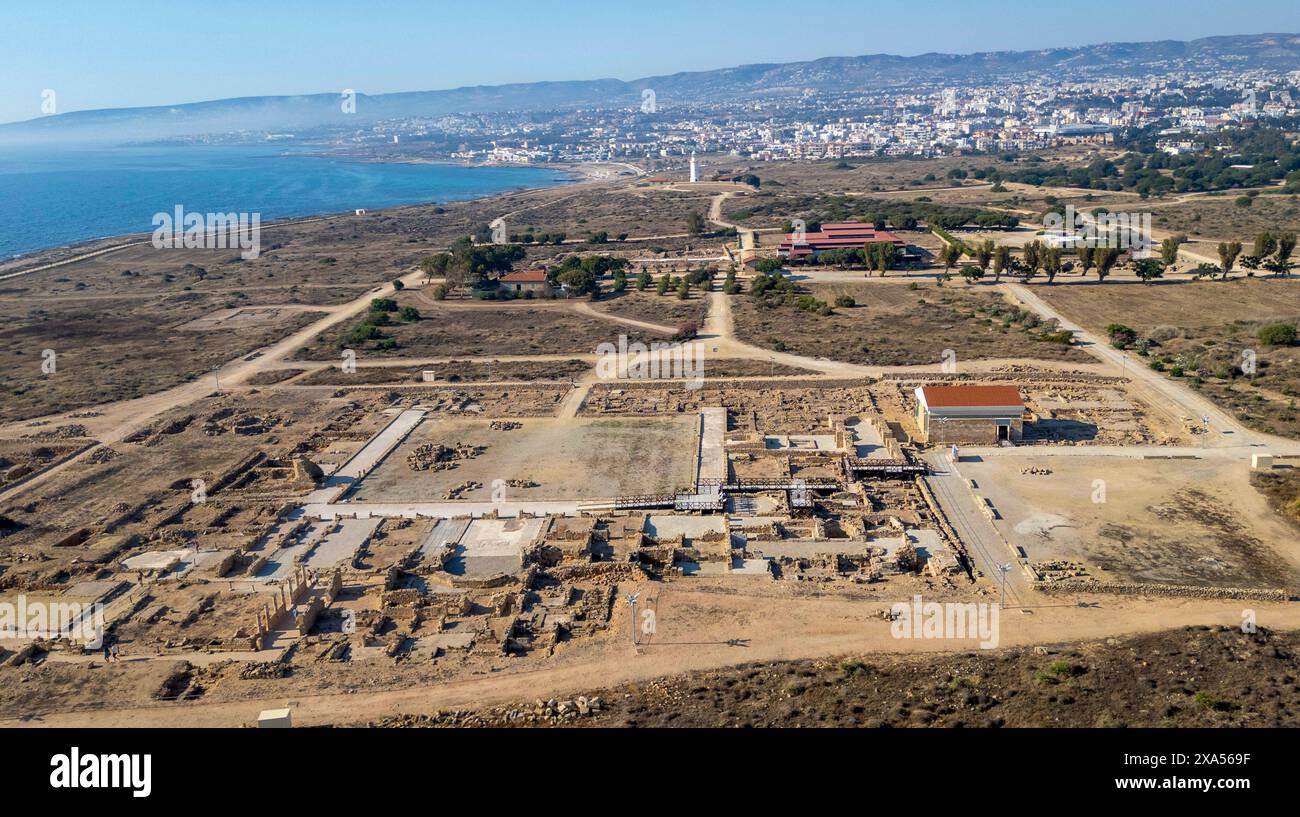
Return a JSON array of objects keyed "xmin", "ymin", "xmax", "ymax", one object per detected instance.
[
  {"xmin": 348, "ymin": 415, "xmax": 700, "ymax": 501},
  {"xmin": 962, "ymin": 452, "xmax": 1300, "ymax": 590},
  {"xmin": 11, "ymin": 582, "xmax": 1300, "ymax": 728}
]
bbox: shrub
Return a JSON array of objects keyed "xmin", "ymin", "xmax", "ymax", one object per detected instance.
[
  {"xmin": 1149, "ymin": 325, "xmax": 1180, "ymax": 343},
  {"xmin": 348, "ymin": 323, "xmax": 381, "ymax": 345},
  {"xmin": 1257, "ymin": 322, "xmax": 1297, "ymax": 346},
  {"xmin": 834, "ymin": 294, "xmax": 856, "ymax": 308}
]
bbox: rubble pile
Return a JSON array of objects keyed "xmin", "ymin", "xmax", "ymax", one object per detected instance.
[
  {"xmin": 86, "ymin": 447, "xmax": 119, "ymax": 464},
  {"xmin": 371, "ymin": 696, "xmax": 605, "ymax": 727},
  {"xmin": 444, "ymin": 481, "xmax": 482, "ymax": 499},
  {"xmin": 406, "ymin": 443, "xmax": 485, "ymax": 472}
]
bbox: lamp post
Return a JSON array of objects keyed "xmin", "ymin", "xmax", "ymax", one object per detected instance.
[
  {"xmin": 626, "ymin": 593, "xmax": 640, "ymax": 647},
  {"xmin": 997, "ymin": 563, "xmax": 1012, "ymax": 609}
]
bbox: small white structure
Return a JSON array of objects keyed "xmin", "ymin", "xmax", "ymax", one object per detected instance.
[
  {"xmin": 689, "ymin": 150, "xmax": 698, "ymax": 183},
  {"xmin": 354, "ymin": 208, "xmax": 368, "ymax": 216},
  {"xmin": 421, "ymin": 370, "xmax": 437, "ymax": 383},
  {"xmin": 257, "ymin": 708, "xmax": 292, "ymax": 728},
  {"xmin": 1252, "ymin": 453, "xmax": 1274, "ymax": 471}
]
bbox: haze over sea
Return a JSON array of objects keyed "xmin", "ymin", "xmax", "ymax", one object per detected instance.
[{"xmin": 0, "ymin": 144, "xmax": 573, "ymax": 260}]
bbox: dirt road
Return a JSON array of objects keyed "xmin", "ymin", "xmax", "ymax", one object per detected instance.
[
  {"xmin": 12, "ymin": 587, "xmax": 1299, "ymax": 728},
  {"xmin": 1006, "ymin": 282, "xmax": 1300, "ymax": 455},
  {"xmin": 0, "ymin": 272, "xmax": 423, "ymax": 502}
]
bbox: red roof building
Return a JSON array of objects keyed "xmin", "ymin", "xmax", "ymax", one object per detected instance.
[
  {"xmin": 500, "ymin": 269, "xmax": 548, "ymax": 284},
  {"xmin": 778, "ymin": 221, "xmax": 907, "ymax": 258},
  {"xmin": 914, "ymin": 385, "xmax": 1026, "ymax": 445},
  {"xmin": 498, "ymin": 269, "xmax": 551, "ymax": 293}
]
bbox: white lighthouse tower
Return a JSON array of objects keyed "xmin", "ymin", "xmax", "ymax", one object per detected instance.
[{"xmin": 689, "ymin": 150, "xmax": 698, "ymax": 184}]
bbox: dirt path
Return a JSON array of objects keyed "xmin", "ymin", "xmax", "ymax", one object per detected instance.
[
  {"xmin": 13, "ymin": 588, "xmax": 1300, "ymax": 728},
  {"xmin": 571, "ymin": 300, "xmax": 677, "ymax": 335},
  {"xmin": 0, "ymin": 271, "xmax": 425, "ymax": 502},
  {"xmin": 1006, "ymin": 282, "xmax": 1300, "ymax": 455}
]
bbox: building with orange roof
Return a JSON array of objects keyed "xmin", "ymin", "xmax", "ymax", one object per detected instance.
[{"xmin": 914, "ymin": 384, "xmax": 1025, "ymax": 444}]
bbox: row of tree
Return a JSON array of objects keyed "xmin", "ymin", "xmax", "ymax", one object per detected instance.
[{"xmin": 931, "ymin": 228, "xmax": 1295, "ymax": 287}]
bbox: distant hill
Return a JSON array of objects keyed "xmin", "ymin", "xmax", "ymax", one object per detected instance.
[{"xmin": 5, "ymin": 33, "xmax": 1299, "ymax": 145}]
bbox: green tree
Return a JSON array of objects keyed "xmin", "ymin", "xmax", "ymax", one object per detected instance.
[
  {"xmin": 973, "ymin": 239, "xmax": 995, "ymax": 277},
  {"xmin": 938, "ymin": 242, "xmax": 963, "ymax": 276},
  {"xmin": 1159, "ymin": 237, "xmax": 1182, "ymax": 268},
  {"xmin": 1134, "ymin": 257, "xmax": 1165, "ymax": 285},
  {"xmin": 419, "ymin": 253, "xmax": 452, "ymax": 283},
  {"xmin": 1042, "ymin": 247, "xmax": 1063, "ymax": 285},
  {"xmin": 1274, "ymin": 234, "xmax": 1296, "ymax": 277},
  {"xmin": 1077, "ymin": 244, "xmax": 1096, "ymax": 277},
  {"xmin": 1095, "ymin": 247, "xmax": 1122, "ymax": 282},
  {"xmin": 1253, "ymin": 231, "xmax": 1278, "ymax": 261},
  {"xmin": 557, "ymin": 266, "xmax": 597, "ymax": 296},
  {"xmin": 992, "ymin": 245, "xmax": 1012, "ymax": 282},
  {"xmin": 1217, "ymin": 241, "xmax": 1243, "ymax": 279},
  {"xmin": 1022, "ymin": 240, "xmax": 1043, "ymax": 276},
  {"xmin": 686, "ymin": 211, "xmax": 706, "ymax": 237},
  {"xmin": 875, "ymin": 242, "xmax": 899, "ymax": 275}
]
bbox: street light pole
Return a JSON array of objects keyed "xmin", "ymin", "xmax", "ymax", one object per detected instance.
[
  {"xmin": 997, "ymin": 563, "xmax": 1011, "ymax": 609},
  {"xmin": 626, "ymin": 593, "xmax": 640, "ymax": 647}
]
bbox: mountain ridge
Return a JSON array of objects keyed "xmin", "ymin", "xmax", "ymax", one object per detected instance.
[{"xmin": 5, "ymin": 32, "xmax": 1298, "ymax": 144}]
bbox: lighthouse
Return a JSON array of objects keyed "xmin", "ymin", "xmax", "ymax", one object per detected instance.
[{"xmin": 689, "ymin": 150, "xmax": 698, "ymax": 183}]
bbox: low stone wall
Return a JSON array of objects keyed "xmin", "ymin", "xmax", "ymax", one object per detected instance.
[
  {"xmin": 884, "ymin": 371, "xmax": 1126, "ymax": 386},
  {"xmin": 914, "ymin": 476, "xmax": 971, "ymax": 577},
  {"xmin": 547, "ymin": 562, "xmax": 644, "ymax": 583},
  {"xmin": 1033, "ymin": 579, "xmax": 1289, "ymax": 603}
]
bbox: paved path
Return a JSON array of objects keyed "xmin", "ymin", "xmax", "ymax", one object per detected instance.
[{"xmin": 924, "ymin": 451, "xmax": 1030, "ymax": 606}]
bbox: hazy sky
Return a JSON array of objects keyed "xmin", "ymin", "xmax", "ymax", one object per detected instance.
[{"xmin": 2, "ymin": 0, "xmax": 1293, "ymax": 124}]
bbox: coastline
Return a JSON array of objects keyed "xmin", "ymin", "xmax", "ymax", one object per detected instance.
[{"xmin": 0, "ymin": 158, "xmax": 631, "ymax": 277}]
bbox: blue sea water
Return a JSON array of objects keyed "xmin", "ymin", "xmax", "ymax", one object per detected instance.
[{"xmin": 0, "ymin": 144, "xmax": 573, "ymax": 260}]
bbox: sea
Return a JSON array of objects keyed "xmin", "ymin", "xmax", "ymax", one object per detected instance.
[{"xmin": 0, "ymin": 143, "xmax": 573, "ymax": 260}]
